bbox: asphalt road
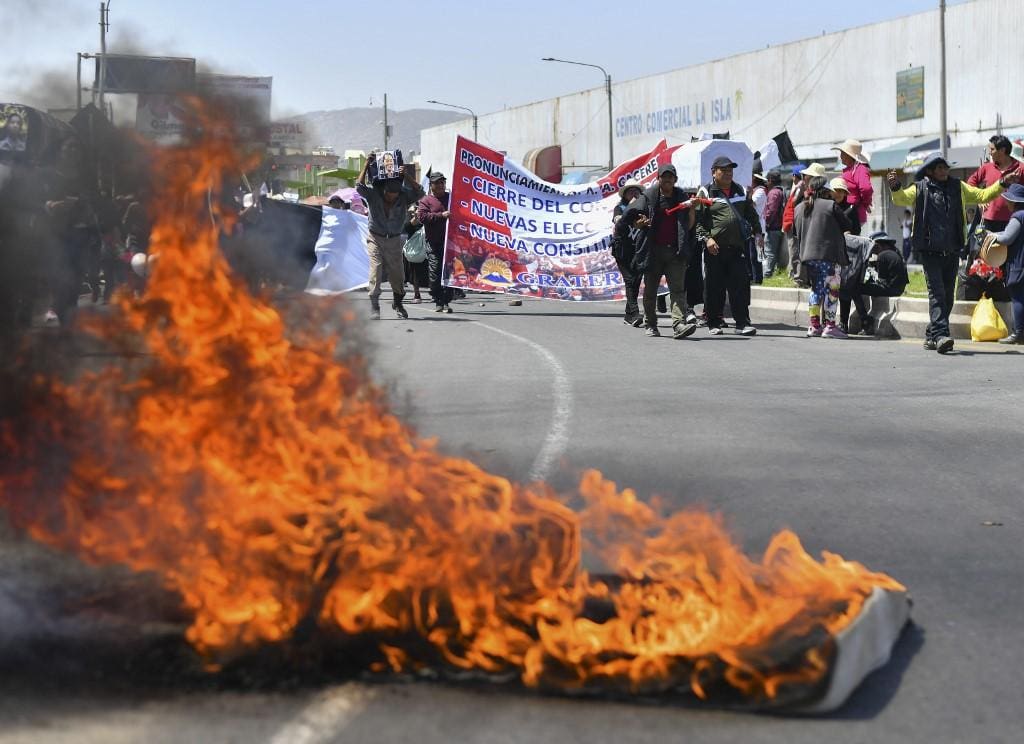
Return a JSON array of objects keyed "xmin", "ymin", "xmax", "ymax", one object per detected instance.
[{"xmin": 1, "ymin": 291, "xmax": 1022, "ymax": 743}]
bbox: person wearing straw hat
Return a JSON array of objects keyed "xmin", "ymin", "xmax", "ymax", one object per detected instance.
[
  {"xmin": 611, "ymin": 179, "xmax": 646, "ymax": 327},
  {"xmin": 988, "ymin": 182, "xmax": 1024, "ymax": 344},
  {"xmin": 831, "ymin": 139, "xmax": 872, "ymax": 233},
  {"xmin": 889, "ymin": 154, "xmax": 1017, "ymax": 353}
]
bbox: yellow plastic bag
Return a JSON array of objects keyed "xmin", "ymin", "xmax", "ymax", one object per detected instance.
[{"xmin": 970, "ymin": 296, "xmax": 1008, "ymax": 341}]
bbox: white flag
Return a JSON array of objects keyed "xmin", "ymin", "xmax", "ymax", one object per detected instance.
[{"xmin": 305, "ymin": 208, "xmax": 371, "ymax": 295}]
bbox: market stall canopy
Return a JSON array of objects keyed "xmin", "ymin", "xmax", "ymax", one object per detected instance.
[
  {"xmin": 868, "ymin": 135, "xmax": 946, "ymax": 172},
  {"xmin": 670, "ymin": 139, "xmax": 754, "ymax": 190}
]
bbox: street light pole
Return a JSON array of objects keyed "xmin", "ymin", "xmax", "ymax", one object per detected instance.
[
  {"xmin": 939, "ymin": 0, "xmax": 948, "ymax": 159},
  {"xmin": 427, "ymin": 99, "xmax": 478, "ymax": 142},
  {"xmin": 97, "ymin": 2, "xmax": 111, "ymax": 116},
  {"xmin": 542, "ymin": 57, "xmax": 614, "ymax": 172}
]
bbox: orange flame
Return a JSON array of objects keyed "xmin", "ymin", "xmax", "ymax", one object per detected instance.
[{"xmin": 0, "ymin": 104, "xmax": 902, "ymax": 706}]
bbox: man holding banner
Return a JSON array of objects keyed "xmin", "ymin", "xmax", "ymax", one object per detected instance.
[
  {"xmin": 357, "ymin": 153, "xmax": 425, "ymax": 320},
  {"xmin": 618, "ymin": 164, "xmax": 698, "ymax": 339}
]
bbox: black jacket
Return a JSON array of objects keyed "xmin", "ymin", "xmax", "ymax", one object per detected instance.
[{"xmin": 616, "ymin": 183, "xmax": 694, "ymax": 270}]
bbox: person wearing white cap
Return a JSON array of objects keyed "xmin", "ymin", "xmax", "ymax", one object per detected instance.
[
  {"xmin": 831, "ymin": 140, "xmax": 872, "ymax": 233},
  {"xmin": 828, "ymin": 178, "xmax": 860, "ymax": 235},
  {"xmin": 782, "ymin": 163, "xmax": 827, "ymax": 279}
]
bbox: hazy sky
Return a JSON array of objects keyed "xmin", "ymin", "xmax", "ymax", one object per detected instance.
[{"xmin": 3, "ymin": 0, "xmax": 967, "ymax": 118}]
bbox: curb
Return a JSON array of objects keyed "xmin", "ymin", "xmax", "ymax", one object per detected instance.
[{"xmin": 749, "ymin": 286, "xmax": 1013, "ymax": 340}]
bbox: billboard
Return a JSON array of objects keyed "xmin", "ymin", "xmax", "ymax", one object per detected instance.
[
  {"xmin": 896, "ymin": 67, "xmax": 925, "ymax": 122},
  {"xmin": 95, "ymin": 55, "xmax": 196, "ymax": 94},
  {"xmin": 135, "ymin": 74, "xmax": 272, "ymax": 146}
]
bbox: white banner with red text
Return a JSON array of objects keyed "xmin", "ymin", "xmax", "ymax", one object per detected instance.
[{"xmin": 443, "ymin": 137, "xmax": 677, "ymax": 301}]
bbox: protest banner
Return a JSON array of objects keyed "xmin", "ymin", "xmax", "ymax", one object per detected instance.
[{"xmin": 443, "ymin": 137, "xmax": 675, "ymax": 301}]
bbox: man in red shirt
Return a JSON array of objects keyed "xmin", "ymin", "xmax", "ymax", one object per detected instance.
[{"xmin": 967, "ymin": 135, "xmax": 1021, "ymax": 231}]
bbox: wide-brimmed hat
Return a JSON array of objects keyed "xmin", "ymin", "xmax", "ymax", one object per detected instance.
[
  {"xmin": 980, "ymin": 232, "xmax": 1008, "ymax": 267},
  {"xmin": 1001, "ymin": 182, "xmax": 1024, "ymax": 203},
  {"xmin": 618, "ymin": 179, "xmax": 644, "ymax": 199},
  {"xmin": 828, "ymin": 177, "xmax": 849, "ymax": 194},
  {"xmin": 869, "ymin": 230, "xmax": 898, "ymax": 245},
  {"xmin": 801, "ymin": 162, "xmax": 827, "ymax": 178},
  {"xmin": 831, "ymin": 139, "xmax": 869, "ymax": 164},
  {"xmin": 915, "ymin": 153, "xmax": 955, "ymax": 181}
]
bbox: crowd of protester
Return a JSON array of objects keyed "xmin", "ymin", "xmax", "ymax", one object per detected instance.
[{"xmin": 5, "ymin": 133, "xmax": 1024, "ymax": 355}]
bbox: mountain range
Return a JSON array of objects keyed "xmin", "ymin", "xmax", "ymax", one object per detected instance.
[{"xmin": 287, "ymin": 107, "xmax": 465, "ymax": 157}]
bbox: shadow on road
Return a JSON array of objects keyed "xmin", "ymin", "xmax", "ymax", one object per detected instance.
[{"xmin": 824, "ymin": 621, "xmax": 926, "ymax": 720}]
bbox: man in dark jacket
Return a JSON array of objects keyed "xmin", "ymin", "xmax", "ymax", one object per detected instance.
[
  {"xmin": 611, "ymin": 180, "xmax": 645, "ymax": 326},
  {"xmin": 695, "ymin": 155, "xmax": 763, "ymax": 335},
  {"xmin": 889, "ymin": 154, "xmax": 1013, "ymax": 353},
  {"xmin": 617, "ymin": 164, "xmax": 698, "ymax": 339},
  {"xmin": 416, "ymin": 172, "xmax": 453, "ymax": 313}
]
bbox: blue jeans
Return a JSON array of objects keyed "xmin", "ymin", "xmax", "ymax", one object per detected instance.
[{"xmin": 763, "ymin": 230, "xmax": 783, "ymax": 276}]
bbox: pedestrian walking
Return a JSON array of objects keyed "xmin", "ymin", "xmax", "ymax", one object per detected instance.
[
  {"xmin": 988, "ymin": 183, "xmax": 1024, "ymax": 344},
  {"xmin": 618, "ymin": 164, "xmax": 698, "ymax": 339},
  {"xmin": 416, "ymin": 172, "xmax": 454, "ymax": 313},
  {"xmin": 966, "ymin": 135, "xmax": 1021, "ymax": 231},
  {"xmin": 795, "ymin": 177, "xmax": 849, "ymax": 338},
  {"xmin": 357, "ymin": 153, "xmax": 425, "ymax": 320},
  {"xmin": 889, "ymin": 154, "xmax": 1015, "ymax": 353},
  {"xmin": 402, "ymin": 206, "xmax": 429, "ymax": 303},
  {"xmin": 696, "ymin": 156, "xmax": 763, "ymax": 336},
  {"xmin": 611, "ymin": 179, "xmax": 645, "ymax": 326},
  {"xmin": 831, "ymin": 139, "xmax": 872, "ymax": 235},
  {"xmin": 762, "ymin": 171, "xmax": 785, "ymax": 277}
]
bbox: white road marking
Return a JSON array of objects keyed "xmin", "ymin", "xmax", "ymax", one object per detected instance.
[
  {"xmin": 267, "ymin": 685, "xmax": 375, "ymax": 744},
  {"xmin": 472, "ymin": 320, "xmax": 573, "ymax": 481},
  {"xmin": 269, "ymin": 306, "xmax": 573, "ymax": 742}
]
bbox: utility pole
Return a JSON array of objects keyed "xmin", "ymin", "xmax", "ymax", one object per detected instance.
[
  {"xmin": 383, "ymin": 93, "xmax": 389, "ymax": 151},
  {"xmin": 76, "ymin": 53, "xmax": 83, "ymax": 110},
  {"xmin": 605, "ymin": 71, "xmax": 614, "ymax": 172},
  {"xmin": 939, "ymin": 0, "xmax": 948, "ymax": 159},
  {"xmin": 97, "ymin": 2, "xmax": 111, "ymax": 117}
]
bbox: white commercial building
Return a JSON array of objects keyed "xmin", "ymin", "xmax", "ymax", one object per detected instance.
[{"xmin": 421, "ymin": 0, "xmax": 1023, "ymax": 233}]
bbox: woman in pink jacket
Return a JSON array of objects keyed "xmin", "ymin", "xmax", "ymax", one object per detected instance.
[{"xmin": 831, "ymin": 139, "xmax": 873, "ymax": 235}]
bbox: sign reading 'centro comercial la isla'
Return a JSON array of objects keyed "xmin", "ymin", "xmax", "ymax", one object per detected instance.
[{"xmin": 615, "ymin": 96, "xmax": 734, "ymax": 138}]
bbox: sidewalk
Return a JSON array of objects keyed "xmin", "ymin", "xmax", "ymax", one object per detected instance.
[{"xmin": 749, "ymin": 286, "xmax": 1016, "ymax": 343}]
